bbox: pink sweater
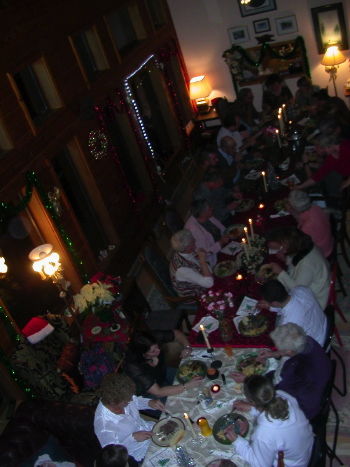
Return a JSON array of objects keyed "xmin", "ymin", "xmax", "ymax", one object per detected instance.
[{"xmin": 297, "ymin": 205, "xmax": 333, "ymax": 258}]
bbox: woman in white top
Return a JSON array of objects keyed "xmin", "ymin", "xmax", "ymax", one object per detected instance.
[
  {"xmin": 225, "ymin": 375, "xmax": 314, "ymax": 467},
  {"xmin": 266, "ymin": 226, "xmax": 330, "ymax": 309}
]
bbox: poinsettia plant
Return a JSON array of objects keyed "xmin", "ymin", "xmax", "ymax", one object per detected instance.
[
  {"xmin": 200, "ymin": 290, "xmax": 234, "ymax": 319},
  {"xmin": 73, "ymin": 273, "xmax": 124, "ymax": 322}
]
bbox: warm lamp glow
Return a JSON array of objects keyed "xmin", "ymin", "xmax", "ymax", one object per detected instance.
[
  {"xmin": 29, "ymin": 244, "xmax": 62, "ymax": 280},
  {"xmin": 321, "ymin": 45, "xmax": 346, "ymax": 67},
  {"xmin": 189, "ymin": 75, "xmax": 212, "ymax": 100},
  {"xmin": 0, "ymin": 257, "xmax": 8, "ymax": 275}
]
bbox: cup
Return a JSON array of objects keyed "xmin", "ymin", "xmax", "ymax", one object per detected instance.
[
  {"xmin": 207, "ymin": 368, "xmax": 219, "ymax": 380},
  {"xmin": 197, "ymin": 417, "xmax": 212, "ymax": 436}
]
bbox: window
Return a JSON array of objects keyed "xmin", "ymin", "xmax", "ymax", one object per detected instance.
[
  {"xmin": 70, "ymin": 27, "xmax": 109, "ymax": 84},
  {"xmin": 8, "ymin": 58, "xmax": 62, "ymax": 132},
  {"xmin": 105, "ymin": 3, "xmax": 146, "ymax": 56},
  {"xmin": 146, "ymin": 0, "xmax": 167, "ymax": 30}
]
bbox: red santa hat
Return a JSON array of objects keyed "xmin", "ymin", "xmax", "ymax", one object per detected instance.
[{"xmin": 22, "ymin": 317, "xmax": 54, "ymax": 344}]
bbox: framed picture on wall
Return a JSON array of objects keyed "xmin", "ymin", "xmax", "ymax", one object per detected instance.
[
  {"xmin": 275, "ymin": 15, "xmax": 298, "ymax": 36},
  {"xmin": 253, "ymin": 18, "xmax": 271, "ymax": 34},
  {"xmin": 228, "ymin": 25, "xmax": 250, "ymax": 44},
  {"xmin": 311, "ymin": 3, "xmax": 349, "ymax": 54},
  {"xmin": 238, "ymin": 0, "xmax": 276, "ymax": 17}
]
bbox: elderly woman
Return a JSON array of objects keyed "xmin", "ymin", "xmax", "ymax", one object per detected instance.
[
  {"xmin": 266, "ymin": 226, "xmax": 330, "ymax": 308},
  {"xmin": 169, "ymin": 229, "xmax": 213, "ymax": 297},
  {"xmin": 124, "ymin": 330, "xmax": 202, "ymax": 398},
  {"xmin": 259, "ymin": 323, "xmax": 331, "ymax": 420},
  {"xmin": 287, "ymin": 190, "xmax": 333, "ymax": 259},
  {"xmin": 184, "ymin": 199, "xmax": 232, "ymax": 267},
  {"xmin": 225, "ymin": 375, "xmax": 313, "ymax": 466}
]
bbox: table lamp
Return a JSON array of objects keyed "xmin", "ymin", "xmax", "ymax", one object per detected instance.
[
  {"xmin": 189, "ymin": 75, "xmax": 212, "ymax": 113},
  {"xmin": 321, "ymin": 45, "xmax": 346, "ymax": 97}
]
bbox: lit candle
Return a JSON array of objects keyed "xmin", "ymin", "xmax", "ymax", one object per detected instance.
[
  {"xmin": 197, "ymin": 417, "xmax": 212, "ymax": 436},
  {"xmin": 282, "ymin": 103, "xmax": 286, "ymax": 121},
  {"xmin": 211, "ymin": 384, "xmax": 221, "ymax": 393},
  {"xmin": 261, "ymin": 171, "xmax": 268, "ymax": 192},
  {"xmin": 275, "ymin": 129, "xmax": 281, "ymax": 148},
  {"xmin": 248, "ymin": 218, "xmax": 254, "ymax": 240},
  {"xmin": 199, "ymin": 324, "xmax": 211, "ymax": 349},
  {"xmin": 184, "ymin": 412, "xmax": 196, "ymax": 437},
  {"xmin": 243, "ymin": 226, "xmax": 251, "ymax": 248},
  {"xmin": 278, "ymin": 114, "xmax": 285, "ymax": 135},
  {"xmin": 241, "ymin": 238, "xmax": 249, "ymax": 259},
  {"xmin": 258, "ymin": 203, "xmax": 265, "ymax": 209},
  {"xmin": 235, "ymin": 273, "xmax": 243, "ymax": 280}
]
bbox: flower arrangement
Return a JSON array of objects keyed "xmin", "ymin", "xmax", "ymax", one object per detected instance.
[
  {"xmin": 200, "ymin": 290, "xmax": 234, "ymax": 319},
  {"xmin": 240, "ymin": 235, "xmax": 267, "ymax": 274},
  {"xmin": 73, "ymin": 273, "xmax": 123, "ymax": 322}
]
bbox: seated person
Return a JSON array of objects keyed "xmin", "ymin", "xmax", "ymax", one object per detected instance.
[
  {"xmin": 265, "ymin": 227, "xmax": 330, "ymax": 309},
  {"xmin": 259, "ymin": 280, "xmax": 327, "ymax": 346},
  {"xmin": 184, "ymin": 199, "xmax": 232, "ymax": 267},
  {"xmin": 94, "ymin": 373, "xmax": 164, "ymax": 463},
  {"xmin": 263, "ymin": 323, "xmax": 331, "ymax": 420},
  {"xmin": 193, "ymin": 171, "xmax": 240, "ymax": 224},
  {"xmin": 231, "ymin": 88, "xmax": 261, "ymax": 131},
  {"xmin": 199, "ymin": 145, "xmax": 220, "ymax": 170},
  {"xmin": 294, "ymin": 76, "xmax": 320, "ymax": 110},
  {"xmin": 216, "ymin": 113, "xmax": 248, "ymax": 151},
  {"xmin": 262, "ymin": 73, "xmax": 293, "ymax": 115},
  {"xmin": 217, "ymin": 136, "xmax": 241, "ymax": 185},
  {"xmin": 169, "ymin": 229, "xmax": 213, "ymax": 297},
  {"xmin": 124, "ymin": 330, "xmax": 202, "ymax": 398},
  {"xmin": 309, "ymin": 89, "xmax": 350, "ymax": 127},
  {"xmin": 225, "ymin": 375, "xmax": 313, "ymax": 466},
  {"xmin": 95, "ymin": 444, "xmax": 138, "ymax": 467},
  {"xmin": 287, "ymin": 190, "xmax": 333, "ymax": 259}
]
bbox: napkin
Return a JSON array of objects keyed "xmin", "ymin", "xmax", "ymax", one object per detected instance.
[
  {"xmin": 192, "ymin": 316, "xmax": 219, "ymax": 333},
  {"xmin": 269, "ymin": 210, "xmax": 290, "ymax": 218},
  {"xmin": 278, "ymin": 157, "xmax": 290, "ymax": 171},
  {"xmin": 244, "ymin": 169, "xmax": 260, "ymax": 180},
  {"xmin": 236, "ymin": 296, "xmax": 258, "ymax": 316},
  {"xmin": 148, "ymin": 448, "xmax": 178, "ymax": 466},
  {"xmin": 280, "ymin": 174, "xmax": 301, "ymax": 186},
  {"xmin": 221, "ymin": 241, "xmax": 242, "ymax": 256}
]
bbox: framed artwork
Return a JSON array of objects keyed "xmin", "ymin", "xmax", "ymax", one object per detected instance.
[
  {"xmin": 311, "ymin": 3, "xmax": 349, "ymax": 54},
  {"xmin": 238, "ymin": 0, "xmax": 276, "ymax": 17},
  {"xmin": 253, "ymin": 18, "xmax": 271, "ymax": 34},
  {"xmin": 275, "ymin": 15, "xmax": 298, "ymax": 36},
  {"xmin": 228, "ymin": 25, "xmax": 250, "ymax": 44}
]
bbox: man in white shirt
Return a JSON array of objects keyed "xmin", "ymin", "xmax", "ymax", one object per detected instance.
[
  {"xmin": 169, "ymin": 229, "xmax": 214, "ymax": 297},
  {"xmin": 259, "ymin": 280, "xmax": 327, "ymax": 346},
  {"xmin": 216, "ymin": 113, "xmax": 246, "ymax": 151},
  {"xmin": 94, "ymin": 373, "xmax": 165, "ymax": 463}
]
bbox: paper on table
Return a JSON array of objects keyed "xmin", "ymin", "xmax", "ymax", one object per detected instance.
[
  {"xmin": 192, "ymin": 316, "xmax": 219, "ymax": 333},
  {"xmin": 221, "ymin": 240, "xmax": 242, "ymax": 256},
  {"xmin": 244, "ymin": 169, "xmax": 260, "ymax": 180},
  {"xmin": 269, "ymin": 210, "xmax": 290, "ymax": 218},
  {"xmin": 236, "ymin": 296, "xmax": 258, "ymax": 316},
  {"xmin": 148, "ymin": 447, "xmax": 178, "ymax": 466},
  {"xmin": 280, "ymin": 174, "xmax": 301, "ymax": 186}
]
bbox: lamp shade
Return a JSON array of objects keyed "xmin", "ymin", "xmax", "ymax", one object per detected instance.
[
  {"xmin": 321, "ymin": 45, "xmax": 346, "ymax": 67},
  {"xmin": 189, "ymin": 75, "xmax": 212, "ymax": 100}
]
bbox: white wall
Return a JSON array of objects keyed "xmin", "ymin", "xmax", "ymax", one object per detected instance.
[{"xmin": 168, "ymin": 0, "xmax": 350, "ymax": 110}]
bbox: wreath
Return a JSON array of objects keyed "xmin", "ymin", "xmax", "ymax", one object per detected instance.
[{"xmin": 88, "ymin": 129, "xmax": 109, "ymax": 160}]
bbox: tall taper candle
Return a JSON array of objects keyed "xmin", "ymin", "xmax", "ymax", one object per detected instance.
[
  {"xmin": 248, "ymin": 218, "xmax": 254, "ymax": 240},
  {"xmin": 184, "ymin": 412, "xmax": 196, "ymax": 437},
  {"xmin": 242, "ymin": 238, "xmax": 249, "ymax": 259},
  {"xmin": 243, "ymin": 226, "xmax": 251, "ymax": 247},
  {"xmin": 199, "ymin": 324, "xmax": 211, "ymax": 349},
  {"xmin": 261, "ymin": 171, "xmax": 268, "ymax": 192},
  {"xmin": 275, "ymin": 129, "xmax": 281, "ymax": 148}
]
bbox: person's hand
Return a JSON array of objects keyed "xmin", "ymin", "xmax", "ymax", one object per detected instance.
[
  {"xmin": 257, "ymin": 349, "xmax": 275, "ymax": 362},
  {"xmin": 180, "ymin": 346, "xmax": 192, "ymax": 358},
  {"xmin": 133, "ymin": 430, "xmax": 153, "ymax": 442},
  {"xmin": 230, "ymin": 372, "xmax": 245, "ymax": 383},
  {"xmin": 224, "ymin": 425, "xmax": 238, "ymax": 442},
  {"xmin": 196, "ymin": 248, "xmax": 207, "ymax": 262},
  {"xmin": 257, "ymin": 299, "xmax": 270, "ymax": 311},
  {"xmin": 232, "ymin": 400, "xmax": 252, "ymax": 412},
  {"xmin": 148, "ymin": 399, "xmax": 166, "ymax": 411},
  {"xmin": 185, "ymin": 376, "xmax": 203, "ymax": 389},
  {"xmin": 269, "ymin": 262, "xmax": 283, "ymax": 274}
]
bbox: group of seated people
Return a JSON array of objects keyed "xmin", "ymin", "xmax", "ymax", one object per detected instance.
[{"xmin": 91, "ymin": 74, "xmax": 349, "ymax": 466}]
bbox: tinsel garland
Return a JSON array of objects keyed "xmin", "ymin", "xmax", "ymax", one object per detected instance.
[
  {"xmin": 93, "ymin": 104, "xmax": 137, "ymax": 209},
  {"xmin": 0, "ymin": 306, "xmax": 35, "ymax": 397},
  {"xmin": 0, "ymin": 171, "xmax": 88, "ymax": 282},
  {"xmin": 88, "ymin": 129, "xmax": 109, "ymax": 160}
]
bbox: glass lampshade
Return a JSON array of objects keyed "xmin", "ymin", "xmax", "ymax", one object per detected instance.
[
  {"xmin": 321, "ymin": 45, "xmax": 346, "ymax": 67},
  {"xmin": 189, "ymin": 75, "xmax": 212, "ymax": 100}
]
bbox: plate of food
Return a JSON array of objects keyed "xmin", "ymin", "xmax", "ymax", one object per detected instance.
[
  {"xmin": 237, "ymin": 314, "xmax": 268, "ymax": 337},
  {"xmin": 225, "ymin": 224, "xmax": 244, "ymax": 239},
  {"xmin": 152, "ymin": 417, "xmax": 185, "ymax": 447},
  {"xmin": 177, "ymin": 360, "xmax": 207, "ymax": 384},
  {"xmin": 206, "ymin": 460, "xmax": 237, "ymax": 467},
  {"xmin": 213, "ymin": 413, "xmax": 249, "ymax": 445},
  {"xmin": 256, "ymin": 264, "xmax": 276, "ymax": 283},
  {"xmin": 91, "ymin": 326, "xmax": 102, "ymax": 335},
  {"xmin": 235, "ymin": 199, "xmax": 254, "ymax": 213},
  {"xmin": 214, "ymin": 260, "xmax": 237, "ymax": 278},
  {"xmin": 236, "ymin": 352, "xmax": 267, "ymax": 377}
]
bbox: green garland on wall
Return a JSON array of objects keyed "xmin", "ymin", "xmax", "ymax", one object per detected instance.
[
  {"xmin": 0, "ymin": 171, "xmax": 88, "ymax": 282},
  {"xmin": 223, "ymin": 36, "xmax": 311, "ymax": 94}
]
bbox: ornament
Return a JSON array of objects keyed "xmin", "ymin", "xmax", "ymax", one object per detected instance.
[{"xmin": 88, "ymin": 129, "xmax": 109, "ymax": 160}]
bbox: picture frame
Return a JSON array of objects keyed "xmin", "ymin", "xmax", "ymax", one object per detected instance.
[
  {"xmin": 275, "ymin": 15, "xmax": 298, "ymax": 36},
  {"xmin": 253, "ymin": 18, "xmax": 271, "ymax": 34},
  {"xmin": 238, "ymin": 0, "xmax": 276, "ymax": 17},
  {"xmin": 228, "ymin": 25, "xmax": 250, "ymax": 44},
  {"xmin": 311, "ymin": 3, "xmax": 349, "ymax": 54}
]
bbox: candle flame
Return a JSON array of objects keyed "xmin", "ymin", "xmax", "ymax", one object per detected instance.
[
  {"xmin": 258, "ymin": 203, "xmax": 265, "ymax": 209},
  {"xmin": 261, "ymin": 171, "xmax": 265, "ymax": 176},
  {"xmin": 242, "ymin": 238, "xmax": 246, "ymax": 244},
  {"xmin": 184, "ymin": 412, "xmax": 189, "ymax": 418},
  {"xmin": 244, "ymin": 226, "xmax": 248, "ymax": 232},
  {"xmin": 248, "ymin": 218, "xmax": 252, "ymax": 224},
  {"xmin": 236, "ymin": 274, "xmax": 243, "ymax": 280}
]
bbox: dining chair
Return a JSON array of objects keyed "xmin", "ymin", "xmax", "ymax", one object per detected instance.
[{"xmin": 310, "ymin": 360, "xmax": 343, "ymax": 467}]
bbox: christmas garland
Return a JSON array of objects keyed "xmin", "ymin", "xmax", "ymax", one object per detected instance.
[{"xmin": 88, "ymin": 129, "xmax": 109, "ymax": 160}]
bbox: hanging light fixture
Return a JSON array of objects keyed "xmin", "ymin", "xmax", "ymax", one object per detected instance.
[
  {"xmin": 0, "ymin": 254, "xmax": 8, "ymax": 278},
  {"xmin": 241, "ymin": 0, "xmax": 251, "ymax": 4},
  {"xmin": 29, "ymin": 244, "xmax": 62, "ymax": 281}
]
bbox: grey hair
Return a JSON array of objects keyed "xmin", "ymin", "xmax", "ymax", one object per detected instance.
[
  {"xmin": 190, "ymin": 199, "xmax": 211, "ymax": 218},
  {"xmin": 171, "ymin": 229, "xmax": 194, "ymax": 252},
  {"xmin": 270, "ymin": 323, "xmax": 307, "ymax": 354},
  {"xmin": 288, "ymin": 190, "xmax": 311, "ymax": 212}
]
